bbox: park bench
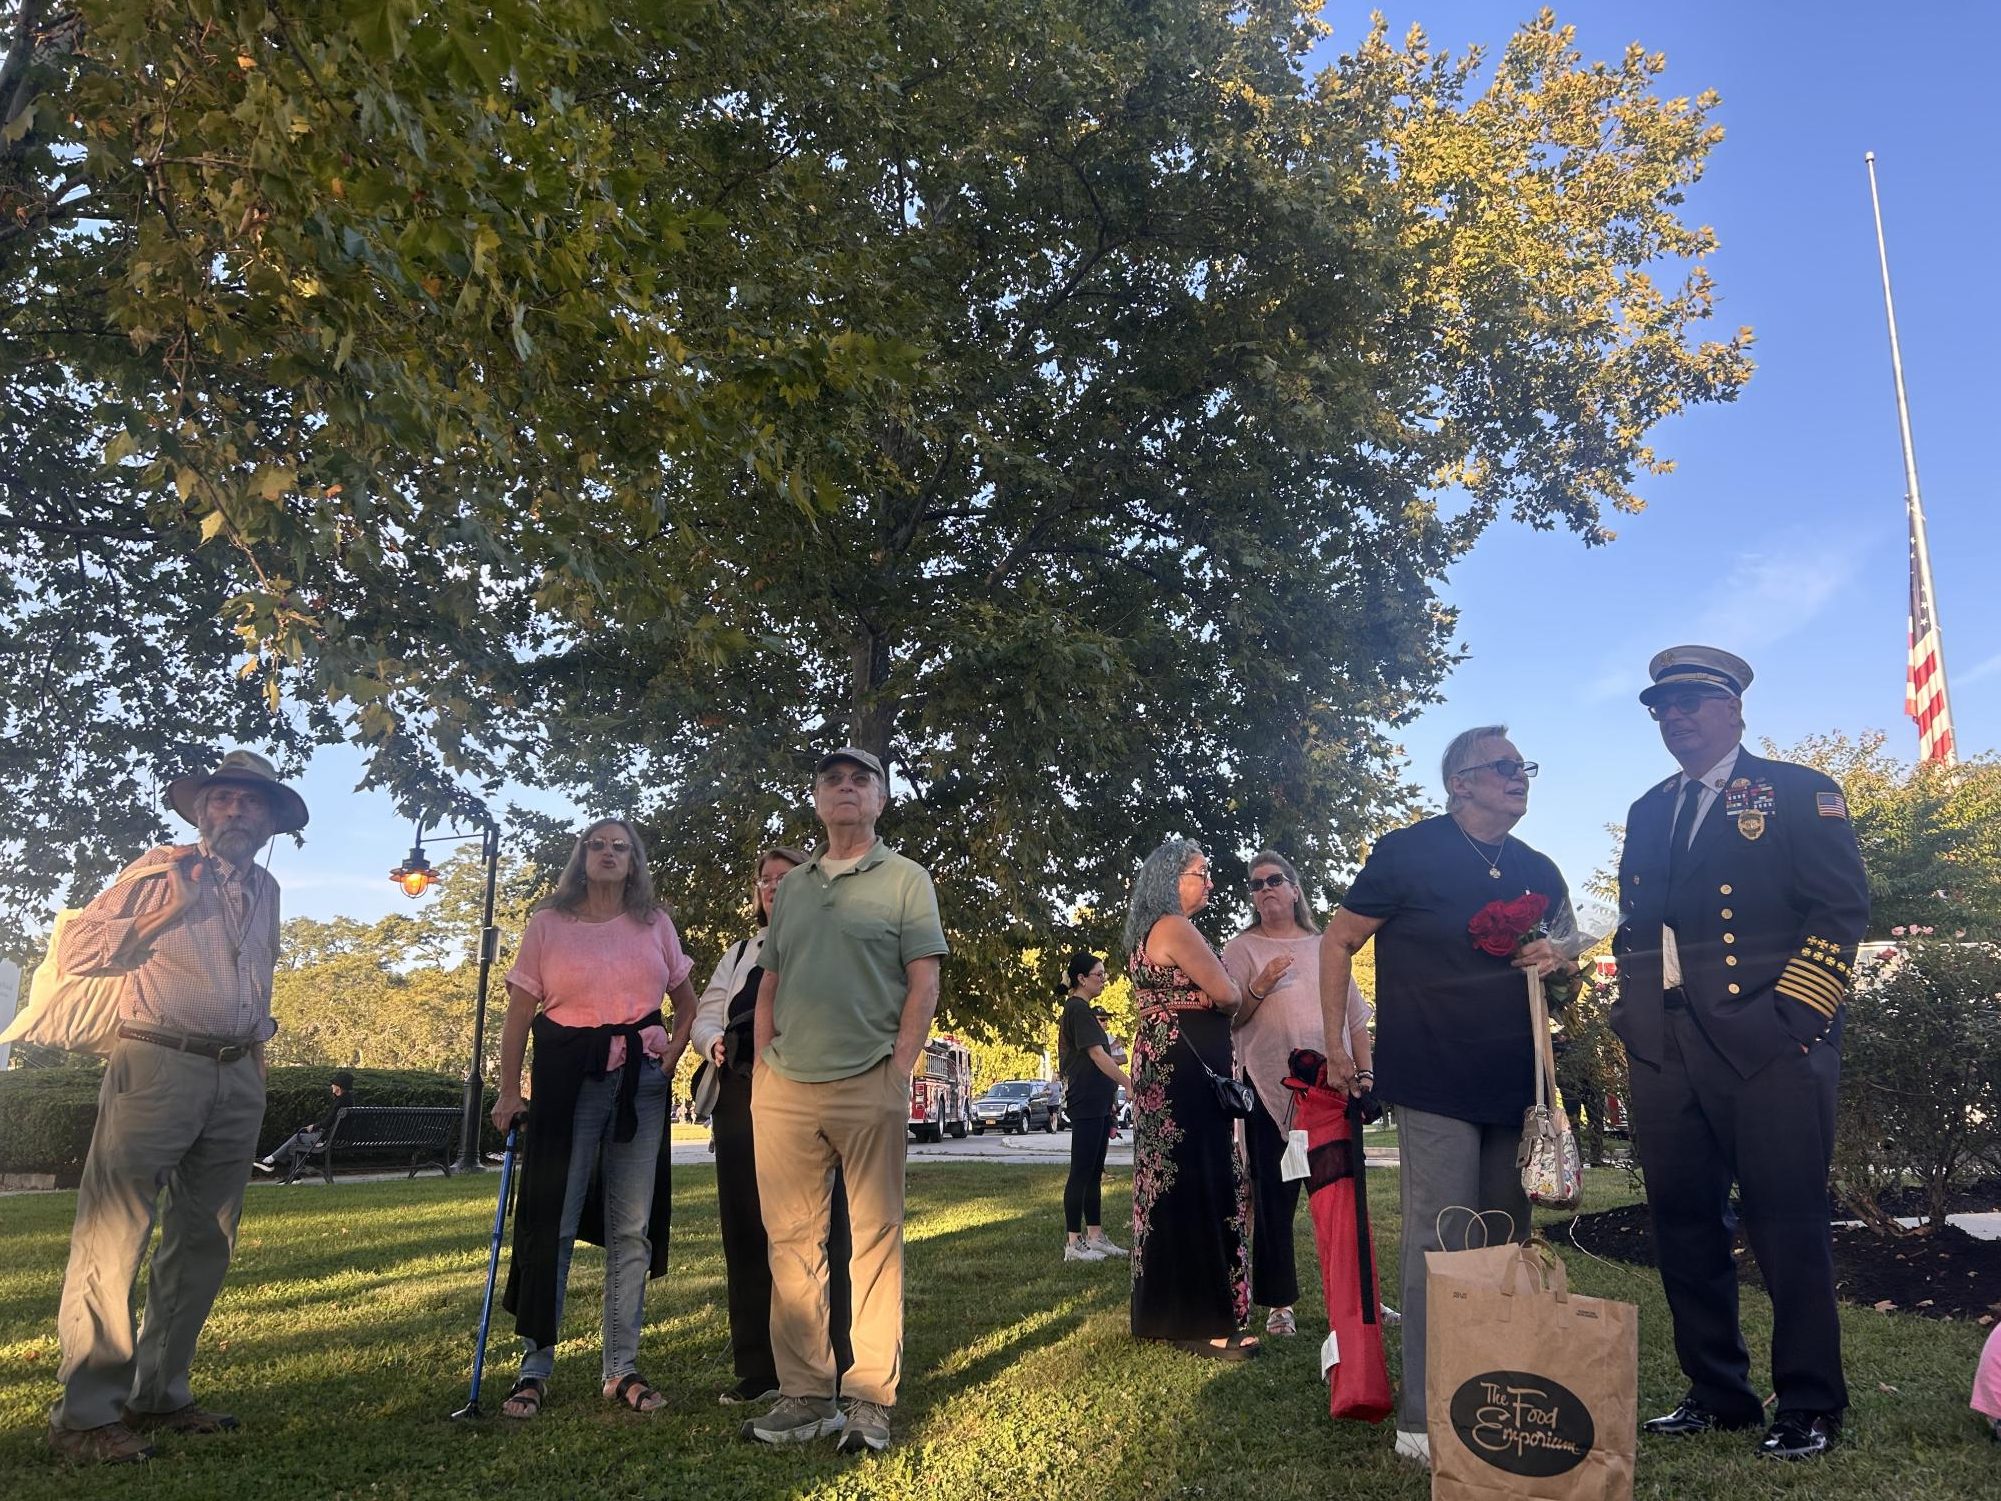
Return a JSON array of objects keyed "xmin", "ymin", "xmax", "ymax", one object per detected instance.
[{"xmin": 281, "ymin": 1105, "xmax": 459, "ymax": 1185}]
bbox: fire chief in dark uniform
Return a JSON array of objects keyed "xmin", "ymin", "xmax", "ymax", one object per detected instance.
[{"xmin": 1611, "ymin": 646, "xmax": 1868, "ymax": 1461}]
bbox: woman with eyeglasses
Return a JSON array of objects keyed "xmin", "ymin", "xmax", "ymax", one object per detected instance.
[
  {"xmin": 1220, "ymin": 851, "xmax": 1373, "ymax": 1338},
  {"xmin": 1318, "ymin": 727, "xmax": 1579, "ymax": 1467},
  {"xmin": 689, "ymin": 847, "xmax": 852, "ymax": 1405},
  {"xmin": 490, "ymin": 819, "xmax": 698, "ymax": 1419},
  {"xmin": 1055, "ymin": 951, "xmax": 1134, "ymax": 1263},
  {"xmin": 1125, "ymin": 838, "xmax": 1292, "ymax": 1360}
]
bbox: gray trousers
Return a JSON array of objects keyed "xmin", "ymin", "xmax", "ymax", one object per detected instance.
[
  {"xmin": 54, "ymin": 1039, "xmax": 266, "ymax": 1430},
  {"xmin": 1395, "ymin": 1105, "xmax": 1529, "ymax": 1433}
]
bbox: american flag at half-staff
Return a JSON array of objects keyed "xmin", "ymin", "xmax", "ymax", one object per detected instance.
[
  {"xmin": 1905, "ymin": 513, "xmax": 1954, "ymax": 764},
  {"xmin": 1867, "ymin": 152, "xmax": 1957, "ymax": 765}
]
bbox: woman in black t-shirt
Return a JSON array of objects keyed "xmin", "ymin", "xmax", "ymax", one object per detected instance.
[
  {"xmin": 1056, "ymin": 953, "xmax": 1133, "ymax": 1262},
  {"xmin": 1319, "ymin": 726, "xmax": 1581, "ymax": 1464}
]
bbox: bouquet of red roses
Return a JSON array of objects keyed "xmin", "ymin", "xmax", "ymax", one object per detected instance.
[{"xmin": 1468, "ymin": 892, "xmax": 1582, "ymax": 1007}]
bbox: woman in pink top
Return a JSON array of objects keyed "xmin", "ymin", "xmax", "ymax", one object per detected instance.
[
  {"xmin": 1220, "ymin": 850, "xmax": 1374, "ymax": 1339},
  {"xmin": 490, "ymin": 820, "xmax": 696, "ymax": 1419}
]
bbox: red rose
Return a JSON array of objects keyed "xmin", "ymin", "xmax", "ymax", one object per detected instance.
[{"xmin": 1468, "ymin": 893, "xmax": 1549, "ymax": 957}]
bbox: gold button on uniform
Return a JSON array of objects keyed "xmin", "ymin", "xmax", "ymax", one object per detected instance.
[
  {"xmin": 1719, "ymin": 884, "xmax": 1732, "ymax": 895},
  {"xmin": 1727, "ymin": 984, "xmax": 1741, "ymax": 995},
  {"xmin": 1723, "ymin": 934, "xmax": 1735, "ymax": 944},
  {"xmin": 1720, "ymin": 908, "xmax": 1733, "ymax": 919},
  {"xmin": 1725, "ymin": 956, "xmax": 1738, "ymax": 966}
]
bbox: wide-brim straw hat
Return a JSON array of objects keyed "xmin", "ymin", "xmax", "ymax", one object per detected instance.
[{"xmin": 167, "ymin": 749, "xmax": 310, "ymax": 835}]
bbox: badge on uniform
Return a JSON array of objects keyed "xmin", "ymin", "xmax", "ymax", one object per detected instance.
[{"xmin": 1724, "ymin": 777, "xmax": 1775, "ymax": 841}]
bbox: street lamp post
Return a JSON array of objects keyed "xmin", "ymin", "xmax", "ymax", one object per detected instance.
[{"xmin": 390, "ymin": 814, "xmax": 502, "ymax": 1174}]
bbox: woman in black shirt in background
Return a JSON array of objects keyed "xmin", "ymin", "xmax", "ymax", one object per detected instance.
[{"xmin": 1056, "ymin": 953, "xmax": 1133, "ymax": 1263}]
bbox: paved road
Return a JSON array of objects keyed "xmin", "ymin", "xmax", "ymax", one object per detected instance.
[
  {"xmin": 669, "ymin": 1125, "xmax": 1401, "ymax": 1169},
  {"xmin": 3, "ymin": 1127, "xmax": 1398, "ymax": 1194}
]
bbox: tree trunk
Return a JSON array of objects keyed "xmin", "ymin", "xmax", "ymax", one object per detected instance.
[{"xmin": 849, "ymin": 624, "xmax": 894, "ymax": 776}]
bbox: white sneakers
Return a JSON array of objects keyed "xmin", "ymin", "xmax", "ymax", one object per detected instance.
[{"xmin": 1064, "ymin": 1234, "xmax": 1130, "ymax": 1262}]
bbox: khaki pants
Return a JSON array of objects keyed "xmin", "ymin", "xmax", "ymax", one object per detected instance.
[
  {"xmin": 751, "ymin": 1057, "xmax": 906, "ymax": 1405},
  {"xmin": 53, "ymin": 1039, "xmax": 266, "ymax": 1430}
]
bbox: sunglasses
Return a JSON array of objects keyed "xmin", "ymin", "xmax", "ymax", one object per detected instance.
[
  {"xmin": 1455, "ymin": 759, "xmax": 1538, "ymax": 780},
  {"xmin": 1647, "ymin": 691, "xmax": 1730, "ymax": 721},
  {"xmin": 586, "ymin": 837, "xmax": 632, "ymax": 853},
  {"xmin": 1247, "ymin": 874, "xmax": 1291, "ymax": 892}
]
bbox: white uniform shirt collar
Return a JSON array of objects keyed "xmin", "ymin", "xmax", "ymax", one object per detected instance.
[{"xmin": 1678, "ymin": 743, "xmax": 1743, "ymax": 798}]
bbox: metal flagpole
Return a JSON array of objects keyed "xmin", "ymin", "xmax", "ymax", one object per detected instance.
[{"xmin": 1865, "ymin": 151, "xmax": 1957, "ymax": 765}]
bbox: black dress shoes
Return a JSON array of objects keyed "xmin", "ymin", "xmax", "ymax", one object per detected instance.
[
  {"xmin": 1642, "ymin": 1400, "xmax": 1759, "ymax": 1437},
  {"xmin": 1758, "ymin": 1413, "xmax": 1839, "ymax": 1460}
]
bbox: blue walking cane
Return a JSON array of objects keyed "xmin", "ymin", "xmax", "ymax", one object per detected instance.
[{"xmin": 451, "ymin": 1115, "xmax": 522, "ymax": 1420}]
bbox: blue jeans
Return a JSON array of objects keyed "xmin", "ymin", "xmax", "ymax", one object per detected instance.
[{"xmin": 519, "ymin": 1065, "xmax": 668, "ymax": 1383}]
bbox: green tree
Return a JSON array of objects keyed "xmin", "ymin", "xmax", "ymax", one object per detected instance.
[
  {"xmin": 6, "ymin": 4, "xmax": 1752, "ymax": 1044},
  {"xmin": 1767, "ymin": 732, "xmax": 2001, "ymax": 939},
  {"xmin": 265, "ymin": 846, "xmax": 538, "ymax": 1069},
  {"xmin": 518, "ymin": 3, "xmax": 1750, "ymax": 1032},
  {"xmin": 0, "ymin": 0, "xmax": 805, "ymax": 926}
]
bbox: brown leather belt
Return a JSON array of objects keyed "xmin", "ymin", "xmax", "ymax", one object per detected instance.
[{"xmin": 116, "ymin": 1022, "xmax": 256, "ymax": 1063}]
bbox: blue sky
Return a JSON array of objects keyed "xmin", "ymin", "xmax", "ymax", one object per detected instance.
[{"xmin": 278, "ymin": 2, "xmax": 1999, "ymax": 928}]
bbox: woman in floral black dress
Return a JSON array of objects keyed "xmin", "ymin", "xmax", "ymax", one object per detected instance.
[{"xmin": 1124, "ymin": 838, "xmax": 1291, "ymax": 1359}]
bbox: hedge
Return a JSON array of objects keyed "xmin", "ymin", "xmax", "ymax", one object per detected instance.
[{"xmin": 0, "ymin": 1065, "xmax": 504, "ymax": 1181}]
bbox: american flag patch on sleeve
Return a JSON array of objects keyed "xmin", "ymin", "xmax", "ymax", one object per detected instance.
[{"xmin": 1816, "ymin": 792, "xmax": 1849, "ymax": 819}]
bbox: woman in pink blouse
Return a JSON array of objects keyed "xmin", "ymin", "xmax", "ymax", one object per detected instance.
[{"xmin": 490, "ymin": 820, "xmax": 696, "ymax": 1418}]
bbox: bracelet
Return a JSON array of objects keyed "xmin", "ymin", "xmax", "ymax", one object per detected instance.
[
  {"xmin": 1246, "ymin": 985, "xmax": 1268, "ymax": 1002},
  {"xmin": 1354, "ymin": 1069, "xmax": 1375, "ymax": 1080}
]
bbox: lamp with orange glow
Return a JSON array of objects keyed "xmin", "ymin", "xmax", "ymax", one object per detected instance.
[{"xmin": 389, "ymin": 844, "xmax": 436, "ymax": 899}]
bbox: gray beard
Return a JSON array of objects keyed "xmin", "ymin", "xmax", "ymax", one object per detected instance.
[{"xmin": 208, "ymin": 830, "xmax": 263, "ymax": 867}]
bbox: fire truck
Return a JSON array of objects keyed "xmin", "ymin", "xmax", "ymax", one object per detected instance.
[{"xmin": 908, "ymin": 1035, "xmax": 973, "ymax": 1143}]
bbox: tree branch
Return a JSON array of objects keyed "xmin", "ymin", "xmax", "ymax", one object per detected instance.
[{"xmin": 0, "ymin": 508, "xmax": 158, "ymax": 543}]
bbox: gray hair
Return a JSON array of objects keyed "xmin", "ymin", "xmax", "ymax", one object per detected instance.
[
  {"xmin": 1243, "ymin": 849, "xmax": 1319, "ymax": 936},
  {"xmin": 1123, "ymin": 838, "xmax": 1204, "ymax": 959},
  {"xmin": 1441, "ymin": 724, "xmax": 1510, "ymax": 811},
  {"xmin": 538, "ymin": 818, "xmax": 661, "ymax": 923}
]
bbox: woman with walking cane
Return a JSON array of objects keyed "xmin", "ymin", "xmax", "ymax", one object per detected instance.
[{"xmin": 489, "ymin": 820, "xmax": 697, "ymax": 1418}]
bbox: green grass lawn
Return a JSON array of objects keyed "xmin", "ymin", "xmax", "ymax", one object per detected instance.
[{"xmin": 1, "ymin": 1164, "xmax": 1994, "ymax": 1499}]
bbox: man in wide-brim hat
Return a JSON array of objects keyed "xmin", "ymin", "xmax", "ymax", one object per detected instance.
[{"xmin": 46, "ymin": 750, "xmax": 306, "ymax": 1464}]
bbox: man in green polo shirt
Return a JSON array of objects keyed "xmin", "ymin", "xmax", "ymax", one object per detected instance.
[{"xmin": 744, "ymin": 746, "xmax": 948, "ymax": 1455}]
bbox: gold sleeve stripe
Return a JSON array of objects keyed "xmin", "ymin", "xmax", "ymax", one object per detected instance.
[
  {"xmin": 1780, "ymin": 966, "xmax": 1847, "ymax": 1009},
  {"xmin": 1777, "ymin": 986, "xmax": 1839, "ymax": 1019},
  {"xmin": 1776, "ymin": 977, "xmax": 1840, "ymax": 1016},
  {"xmin": 1783, "ymin": 960, "xmax": 1848, "ymax": 997}
]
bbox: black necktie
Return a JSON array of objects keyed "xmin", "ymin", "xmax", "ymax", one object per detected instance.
[{"xmin": 1667, "ymin": 779, "xmax": 1702, "ymax": 882}]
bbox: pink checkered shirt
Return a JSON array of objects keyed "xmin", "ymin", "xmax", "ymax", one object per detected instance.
[{"xmin": 66, "ymin": 844, "xmax": 282, "ymax": 1043}]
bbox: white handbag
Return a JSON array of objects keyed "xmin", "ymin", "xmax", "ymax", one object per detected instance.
[{"xmin": 1517, "ymin": 968, "xmax": 1584, "ymax": 1210}]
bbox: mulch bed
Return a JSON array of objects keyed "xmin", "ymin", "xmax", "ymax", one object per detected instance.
[{"xmin": 1546, "ymin": 1195, "xmax": 2001, "ymax": 1322}]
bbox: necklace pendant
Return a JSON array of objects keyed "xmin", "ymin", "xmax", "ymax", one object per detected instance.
[{"xmin": 1488, "ymin": 866, "xmax": 1501, "ymax": 879}]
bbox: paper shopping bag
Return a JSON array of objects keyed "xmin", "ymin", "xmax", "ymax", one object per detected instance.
[{"xmin": 1426, "ymin": 1238, "xmax": 1637, "ymax": 1501}]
